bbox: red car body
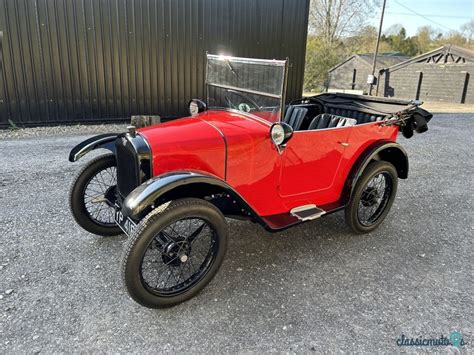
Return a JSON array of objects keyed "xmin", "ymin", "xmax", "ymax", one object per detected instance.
[
  {"xmin": 139, "ymin": 109, "xmax": 399, "ymax": 219},
  {"xmin": 68, "ymin": 55, "xmax": 433, "ymax": 308},
  {"xmin": 69, "ymin": 55, "xmax": 431, "ymax": 233}
]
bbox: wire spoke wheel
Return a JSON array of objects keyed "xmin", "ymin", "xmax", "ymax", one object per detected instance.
[
  {"xmin": 140, "ymin": 217, "xmax": 218, "ymax": 296},
  {"xmin": 345, "ymin": 161, "xmax": 398, "ymax": 234},
  {"xmin": 357, "ymin": 172, "xmax": 392, "ymax": 226},
  {"xmin": 69, "ymin": 154, "xmax": 122, "ymax": 236},
  {"xmin": 83, "ymin": 166, "xmax": 117, "ymax": 226},
  {"xmin": 122, "ymin": 198, "xmax": 228, "ymax": 308}
]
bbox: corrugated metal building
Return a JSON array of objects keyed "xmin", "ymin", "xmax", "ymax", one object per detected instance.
[
  {"xmin": 327, "ymin": 53, "xmax": 410, "ymax": 94},
  {"xmin": 377, "ymin": 45, "xmax": 474, "ymax": 104},
  {"xmin": 0, "ymin": 0, "xmax": 310, "ymax": 128}
]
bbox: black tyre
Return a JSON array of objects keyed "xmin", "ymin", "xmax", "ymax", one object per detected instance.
[
  {"xmin": 122, "ymin": 198, "xmax": 228, "ymax": 308},
  {"xmin": 69, "ymin": 154, "xmax": 122, "ymax": 236},
  {"xmin": 345, "ymin": 161, "xmax": 398, "ymax": 234}
]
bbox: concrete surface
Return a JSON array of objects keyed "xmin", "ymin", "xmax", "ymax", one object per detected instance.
[
  {"xmin": 0, "ymin": 114, "xmax": 472, "ymax": 353},
  {"xmin": 422, "ymin": 102, "xmax": 474, "ymax": 114}
]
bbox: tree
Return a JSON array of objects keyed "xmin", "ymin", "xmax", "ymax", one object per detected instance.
[
  {"xmin": 304, "ymin": 2, "xmax": 474, "ymax": 92},
  {"xmin": 304, "ymin": 0, "xmax": 376, "ymax": 91},
  {"xmin": 344, "ymin": 25, "xmax": 392, "ymax": 55},
  {"xmin": 461, "ymin": 20, "xmax": 474, "ymax": 43},
  {"xmin": 304, "ymin": 35, "xmax": 343, "ymax": 92},
  {"xmin": 382, "ymin": 27, "xmax": 418, "ymax": 56},
  {"xmin": 415, "ymin": 26, "xmax": 435, "ymax": 54},
  {"xmin": 384, "ymin": 24, "xmax": 404, "ymax": 36},
  {"xmin": 435, "ymin": 31, "xmax": 469, "ymax": 47},
  {"xmin": 308, "ymin": 0, "xmax": 375, "ymax": 44}
]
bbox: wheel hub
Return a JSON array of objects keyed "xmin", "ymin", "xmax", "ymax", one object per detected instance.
[
  {"xmin": 161, "ymin": 238, "xmax": 191, "ymax": 266},
  {"xmin": 361, "ymin": 187, "xmax": 380, "ymax": 207}
]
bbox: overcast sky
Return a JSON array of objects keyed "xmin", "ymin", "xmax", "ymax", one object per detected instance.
[{"xmin": 372, "ymin": 0, "xmax": 473, "ymax": 36}]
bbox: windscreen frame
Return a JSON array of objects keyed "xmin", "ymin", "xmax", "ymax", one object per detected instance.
[{"xmin": 205, "ymin": 54, "xmax": 289, "ymax": 122}]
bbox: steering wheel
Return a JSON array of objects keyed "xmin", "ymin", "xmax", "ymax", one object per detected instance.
[{"xmin": 224, "ymin": 89, "xmax": 261, "ymax": 112}]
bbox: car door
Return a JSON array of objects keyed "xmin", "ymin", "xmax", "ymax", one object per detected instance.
[{"xmin": 279, "ymin": 127, "xmax": 351, "ymax": 197}]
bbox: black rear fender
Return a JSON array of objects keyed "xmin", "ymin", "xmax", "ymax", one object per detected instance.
[{"xmin": 341, "ymin": 141, "xmax": 408, "ymax": 205}]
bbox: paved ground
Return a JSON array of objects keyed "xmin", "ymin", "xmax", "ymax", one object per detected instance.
[
  {"xmin": 0, "ymin": 114, "xmax": 472, "ymax": 353},
  {"xmin": 421, "ymin": 102, "xmax": 474, "ymax": 114}
]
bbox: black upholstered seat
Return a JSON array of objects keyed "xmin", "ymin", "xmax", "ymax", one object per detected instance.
[
  {"xmin": 308, "ymin": 113, "xmax": 357, "ymax": 130},
  {"xmin": 284, "ymin": 106, "xmax": 308, "ymax": 131},
  {"xmin": 325, "ymin": 107, "xmax": 385, "ymax": 124}
]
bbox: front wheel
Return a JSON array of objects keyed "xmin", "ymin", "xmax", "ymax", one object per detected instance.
[
  {"xmin": 69, "ymin": 154, "xmax": 122, "ymax": 236},
  {"xmin": 122, "ymin": 198, "xmax": 228, "ymax": 308},
  {"xmin": 345, "ymin": 161, "xmax": 398, "ymax": 234}
]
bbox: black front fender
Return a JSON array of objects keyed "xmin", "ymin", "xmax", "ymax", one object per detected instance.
[
  {"xmin": 69, "ymin": 133, "xmax": 118, "ymax": 162},
  {"xmin": 121, "ymin": 172, "xmax": 258, "ymax": 221}
]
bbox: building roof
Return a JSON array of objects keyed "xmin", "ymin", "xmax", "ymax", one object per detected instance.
[
  {"xmin": 328, "ymin": 52, "xmax": 411, "ymax": 73},
  {"xmin": 385, "ymin": 45, "xmax": 474, "ymax": 73}
]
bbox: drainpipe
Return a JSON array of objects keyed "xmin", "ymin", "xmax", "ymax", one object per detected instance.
[{"xmin": 375, "ymin": 69, "xmax": 384, "ymax": 96}]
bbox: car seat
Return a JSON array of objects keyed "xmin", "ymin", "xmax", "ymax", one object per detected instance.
[
  {"xmin": 307, "ymin": 114, "xmax": 357, "ymax": 130},
  {"xmin": 324, "ymin": 107, "xmax": 385, "ymax": 124},
  {"xmin": 284, "ymin": 106, "xmax": 308, "ymax": 131}
]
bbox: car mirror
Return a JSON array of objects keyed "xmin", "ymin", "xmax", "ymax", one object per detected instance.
[
  {"xmin": 188, "ymin": 99, "xmax": 207, "ymax": 116},
  {"xmin": 270, "ymin": 122, "xmax": 293, "ymax": 147}
]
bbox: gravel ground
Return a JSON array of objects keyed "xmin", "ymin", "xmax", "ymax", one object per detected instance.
[
  {"xmin": 0, "ymin": 114, "xmax": 472, "ymax": 353},
  {"xmin": 0, "ymin": 123, "xmax": 128, "ymax": 140}
]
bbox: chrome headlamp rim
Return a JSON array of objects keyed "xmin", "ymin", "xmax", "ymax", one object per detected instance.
[
  {"xmin": 270, "ymin": 122, "xmax": 294, "ymax": 146},
  {"xmin": 188, "ymin": 99, "xmax": 207, "ymax": 116}
]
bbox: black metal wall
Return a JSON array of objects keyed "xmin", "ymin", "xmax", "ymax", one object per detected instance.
[{"xmin": 0, "ymin": 0, "xmax": 309, "ymax": 127}]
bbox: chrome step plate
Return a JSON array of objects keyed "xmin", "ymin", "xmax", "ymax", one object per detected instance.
[{"xmin": 290, "ymin": 204, "xmax": 326, "ymax": 221}]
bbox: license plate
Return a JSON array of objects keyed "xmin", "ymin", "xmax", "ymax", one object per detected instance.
[{"xmin": 115, "ymin": 209, "xmax": 137, "ymax": 237}]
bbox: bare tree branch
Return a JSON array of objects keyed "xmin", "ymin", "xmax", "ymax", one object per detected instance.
[{"xmin": 308, "ymin": 0, "xmax": 375, "ymax": 43}]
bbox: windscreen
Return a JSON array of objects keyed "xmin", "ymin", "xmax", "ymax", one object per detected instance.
[{"xmin": 206, "ymin": 54, "xmax": 287, "ymax": 123}]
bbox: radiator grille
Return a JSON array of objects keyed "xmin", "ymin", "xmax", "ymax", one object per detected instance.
[{"xmin": 115, "ymin": 137, "xmax": 140, "ymax": 197}]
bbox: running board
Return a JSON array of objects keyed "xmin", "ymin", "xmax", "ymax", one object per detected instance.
[{"xmin": 290, "ymin": 204, "xmax": 326, "ymax": 221}]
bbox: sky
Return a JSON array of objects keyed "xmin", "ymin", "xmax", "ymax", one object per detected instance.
[{"xmin": 372, "ymin": 0, "xmax": 474, "ymax": 36}]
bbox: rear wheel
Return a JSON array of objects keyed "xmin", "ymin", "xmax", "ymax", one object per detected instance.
[
  {"xmin": 122, "ymin": 198, "xmax": 228, "ymax": 308},
  {"xmin": 345, "ymin": 161, "xmax": 398, "ymax": 234},
  {"xmin": 69, "ymin": 154, "xmax": 122, "ymax": 236}
]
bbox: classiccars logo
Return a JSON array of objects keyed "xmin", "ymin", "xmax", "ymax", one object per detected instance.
[{"xmin": 396, "ymin": 331, "xmax": 468, "ymax": 348}]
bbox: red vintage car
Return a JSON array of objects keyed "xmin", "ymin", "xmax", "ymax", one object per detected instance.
[{"xmin": 69, "ymin": 55, "xmax": 432, "ymax": 308}]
